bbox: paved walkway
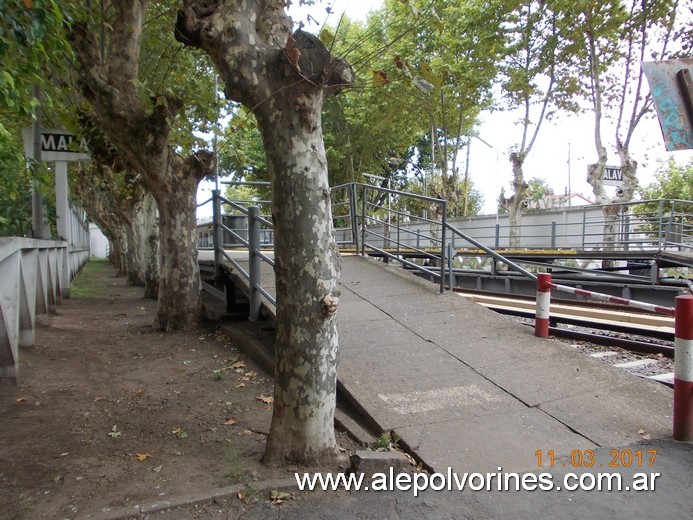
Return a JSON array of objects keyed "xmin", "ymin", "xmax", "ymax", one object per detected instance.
[
  {"xmin": 337, "ymin": 256, "xmax": 674, "ymax": 473},
  {"xmin": 210, "ymin": 252, "xmax": 679, "ymax": 469},
  {"xmin": 204, "ymin": 253, "xmax": 690, "ymax": 519}
]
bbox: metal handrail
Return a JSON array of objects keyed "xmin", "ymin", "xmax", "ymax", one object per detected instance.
[
  {"xmin": 198, "ymin": 182, "xmax": 693, "ymax": 321},
  {"xmin": 331, "ymin": 182, "xmax": 448, "ymax": 293}
]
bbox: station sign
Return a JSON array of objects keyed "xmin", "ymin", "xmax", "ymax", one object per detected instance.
[
  {"xmin": 603, "ymin": 166, "xmax": 623, "ymax": 186},
  {"xmin": 22, "ymin": 128, "xmax": 90, "ymax": 162}
]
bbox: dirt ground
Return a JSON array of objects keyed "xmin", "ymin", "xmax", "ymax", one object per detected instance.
[{"xmin": 0, "ymin": 260, "xmax": 358, "ymax": 519}]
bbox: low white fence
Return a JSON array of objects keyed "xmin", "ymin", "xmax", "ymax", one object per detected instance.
[{"xmin": 0, "ymin": 237, "xmax": 88, "ymax": 384}]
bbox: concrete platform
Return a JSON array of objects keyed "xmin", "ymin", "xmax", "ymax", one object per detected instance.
[
  {"xmin": 191, "ymin": 252, "xmax": 692, "ymax": 519},
  {"xmin": 213, "ymin": 253, "xmax": 677, "ymax": 474},
  {"xmin": 337, "ymin": 256, "xmax": 675, "ymax": 473}
]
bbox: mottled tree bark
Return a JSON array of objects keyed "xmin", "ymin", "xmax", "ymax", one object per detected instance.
[
  {"xmin": 176, "ymin": 0, "xmax": 354, "ymax": 465},
  {"xmin": 508, "ymin": 152, "xmax": 528, "ymax": 248},
  {"xmin": 70, "ymin": 1, "xmax": 213, "ymax": 331},
  {"xmin": 141, "ymin": 192, "xmax": 160, "ymax": 299}
]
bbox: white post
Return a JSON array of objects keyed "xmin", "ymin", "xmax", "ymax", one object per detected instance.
[{"xmin": 55, "ymin": 161, "xmax": 71, "ymax": 296}]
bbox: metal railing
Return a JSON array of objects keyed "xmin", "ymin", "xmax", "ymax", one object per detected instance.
[
  {"xmin": 357, "ymin": 198, "xmax": 692, "ymax": 253},
  {"xmin": 332, "ymin": 182, "xmax": 448, "ymax": 293},
  {"xmin": 199, "ymin": 182, "xmax": 692, "ymax": 320},
  {"xmin": 198, "ymin": 187, "xmax": 275, "ymax": 321}
]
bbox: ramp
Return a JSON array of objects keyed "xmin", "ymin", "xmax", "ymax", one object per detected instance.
[{"xmin": 214, "ymin": 253, "xmax": 674, "ymax": 473}]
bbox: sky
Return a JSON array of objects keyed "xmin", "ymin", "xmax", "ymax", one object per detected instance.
[{"xmin": 198, "ymin": 0, "xmax": 692, "ymax": 217}]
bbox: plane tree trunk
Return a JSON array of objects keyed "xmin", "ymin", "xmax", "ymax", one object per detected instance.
[
  {"xmin": 175, "ymin": 0, "xmax": 354, "ymax": 465},
  {"xmin": 69, "ymin": 1, "xmax": 213, "ymax": 331}
]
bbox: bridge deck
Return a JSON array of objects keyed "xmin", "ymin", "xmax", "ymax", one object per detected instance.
[{"xmin": 209, "ymin": 253, "xmax": 674, "ymax": 473}]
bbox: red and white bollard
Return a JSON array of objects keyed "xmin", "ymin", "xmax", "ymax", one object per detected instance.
[
  {"xmin": 535, "ymin": 273, "xmax": 552, "ymax": 338},
  {"xmin": 674, "ymin": 295, "xmax": 693, "ymax": 441}
]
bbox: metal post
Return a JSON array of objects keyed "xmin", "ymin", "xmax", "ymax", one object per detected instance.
[
  {"xmin": 248, "ymin": 206, "xmax": 262, "ymax": 321},
  {"xmin": 55, "ymin": 161, "xmax": 71, "ymax": 297},
  {"xmin": 361, "ymin": 185, "xmax": 367, "ymax": 256},
  {"xmin": 673, "ymin": 295, "xmax": 693, "ymax": 441},
  {"xmin": 551, "ymin": 221, "xmax": 556, "ymax": 249},
  {"xmin": 447, "ymin": 243, "xmax": 455, "ymax": 290},
  {"xmin": 657, "ymin": 199, "xmax": 664, "ymax": 248},
  {"xmin": 439, "ymin": 201, "xmax": 447, "ymax": 293},
  {"xmin": 396, "ymin": 209, "xmax": 401, "ymax": 260},
  {"xmin": 212, "ymin": 190, "xmax": 223, "ymax": 279},
  {"xmin": 495, "ymin": 224, "xmax": 500, "ymax": 249},
  {"xmin": 349, "ymin": 183, "xmax": 359, "ymax": 251},
  {"xmin": 535, "ymin": 273, "xmax": 552, "ymax": 338}
]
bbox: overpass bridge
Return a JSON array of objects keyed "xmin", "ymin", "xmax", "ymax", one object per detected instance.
[
  {"xmin": 196, "ymin": 182, "xmax": 691, "ymax": 468},
  {"xmin": 198, "ymin": 249, "xmax": 675, "ymax": 473},
  {"xmin": 198, "ymin": 183, "xmax": 692, "ymax": 314}
]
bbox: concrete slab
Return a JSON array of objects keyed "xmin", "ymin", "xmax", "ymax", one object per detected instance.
[
  {"xmin": 368, "ymin": 291, "xmax": 470, "ymax": 319},
  {"xmin": 395, "ymin": 407, "xmax": 597, "ymax": 473},
  {"xmin": 337, "ymin": 341, "xmax": 462, "ymax": 382},
  {"xmin": 475, "ymin": 345, "xmax": 624, "ymax": 407},
  {"xmin": 339, "ymin": 369, "xmax": 525, "ymax": 430},
  {"xmin": 213, "ymin": 252, "xmax": 678, "ymax": 492},
  {"xmin": 338, "ymin": 318, "xmax": 422, "ymax": 352},
  {"xmin": 539, "ymin": 377, "xmax": 673, "ymax": 446},
  {"xmin": 336, "ymin": 290, "xmax": 392, "ymax": 323}
]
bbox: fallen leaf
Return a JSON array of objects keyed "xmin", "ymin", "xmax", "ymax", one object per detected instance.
[
  {"xmin": 108, "ymin": 425, "xmax": 122, "ymax": 438},
  {"xmin": 244, "ymin": 371, "xmax": 257, "ymax": 378},
  {"xmin": 270, "ymin": 490, "xmax": 293, "ymax": 504},
  {"xmin": 171, "ymin": 427, "xmax": 188, "ymax": 439},
  {"xmin": 224, "ymin": 418, "xmax": 236, "ymax": 426},
  {"xmin": 152, "ymin": 465, "xmax": 163, "ymax": 473},
  {"xmin": 230, "ymin": 361, "xmax": 246, "ymax": 370},
  {"xmin": 257, "ymin": 394, "xmax": 273, "ymax": 404},
  {"xmin": 237, "ymin": 491, "xmax": 246, "ymax": 500},
  {"xmin": 235, "ymin": 383, "xmax": 245, "ymax": 388},
  {"xmin": 15, "ymin": 398, "xmax": 27, "ymax": 403},
  {"xmin": 135, "ymin": 453, "xmax": 152, "ymax": 461}
]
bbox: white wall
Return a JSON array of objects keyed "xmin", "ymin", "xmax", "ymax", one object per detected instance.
[{"xmin": 89, "ymin": 223, "xmax": 109, "ymax": 258}]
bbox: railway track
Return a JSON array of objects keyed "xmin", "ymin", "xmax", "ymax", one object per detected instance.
[{"xmin": 455, "ymin": 289, "xmax": 676, "ymax": 388}]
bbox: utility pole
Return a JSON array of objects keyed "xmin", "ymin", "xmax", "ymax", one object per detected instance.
[{"xmin": 567, "ymin": 142, "xmax": 572, "ymax": 207}]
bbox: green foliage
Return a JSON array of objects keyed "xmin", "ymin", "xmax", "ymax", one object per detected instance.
[
  {"xmin": 223, "ymin": 444, "xmax": 248, "ymax": 483},
  {"xmin": 0, "ymin": 128, "xmax": 31, "ymax": 236},
  {"xmin": 0, "ymin": 0, "xmax": 71, "ymax": 128},
  {"xmin": 0, "ymin": 1, "xmax": 73, "ymax": 236},
  {"xmin": 638, "ymin": 159, "xmax": 693, "ymax": 216},
  {"xmin": 139, "ymin": 2, "xmax": 218, "ymax": 152},
  {"xmin": 526, "ymin": 177, "xmax": 551, "ymax": 202},
  {"xmin": 218, "ymin": 107, "xmax": 268, "ymax": 182},
  {"xmin": 398, "ymin": 175, "xmax": 483, "ymax": 218}
]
